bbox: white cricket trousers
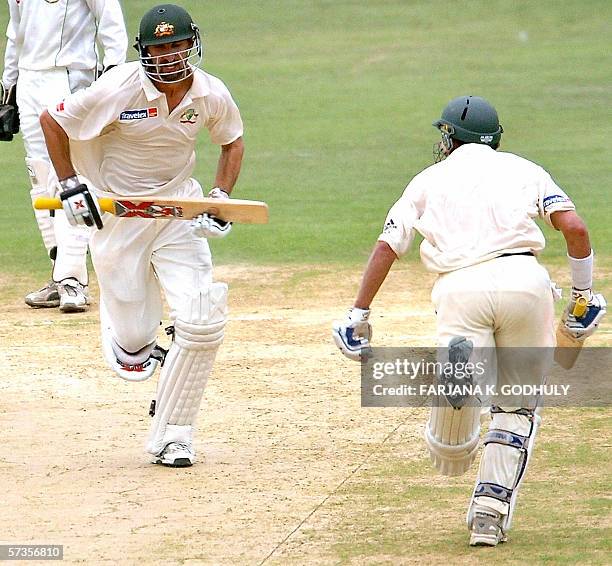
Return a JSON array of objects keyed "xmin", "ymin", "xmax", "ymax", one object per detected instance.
[
  {"xmin": 432, "ymin": 255, "xmax": 555, "ymax": 349},
  {"xmin": 432, "ymin": 254, "xmax": 555, "ymax": 407},
  {"xmin": 16, "ymin": 67, "xmax": 94, "ymax": 284},
  {"xmin": 89, "ymin": 213, "xmax": 213, "ymax": 354}
]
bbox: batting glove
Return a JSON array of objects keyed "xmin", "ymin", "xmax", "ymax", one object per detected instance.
[
  {"xmin": 0, "ymin": 83, "xmax": 19, "ymax": 141},
  {"xmin": 332, "ymin": 307, "xmax": 372, "ymax": 361},
  {"xmin": 191, "ymin": 187, "xmax": 232, "ymax": 239},
  {"xmin": 59, "ymin": 175, "xmax": 103, "ymax": 229},
  {"xmin": 560, "ymin": 288, "xmax": 607, "ymax": 341}
]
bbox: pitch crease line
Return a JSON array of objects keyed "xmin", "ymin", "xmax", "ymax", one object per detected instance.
[{"xmin": 258, "ymin": 416, "xmax": 412, "ymax": 565}]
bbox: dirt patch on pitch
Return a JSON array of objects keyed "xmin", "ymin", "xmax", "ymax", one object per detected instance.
[
  {"xmin": 0, "ymin": 263, "xmax": 438, "ymax": 564},
  {"xmin": 0, "ymin": 262, "xmax": 609, "ymax": 565}
]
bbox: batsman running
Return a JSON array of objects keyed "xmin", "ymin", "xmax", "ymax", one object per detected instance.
[
  {"xmin": 1, "ymin": 0, "xmax": 128, "ymax": 312},
  {"xmin": 39, "ymin": 4, "xmax": 245, "ymax": 467},
  {"xmin": 333, "ymin": 96, "xmax": 606, "ymax": 546}
]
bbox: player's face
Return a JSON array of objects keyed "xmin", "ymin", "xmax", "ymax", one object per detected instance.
[{"xmin": 147, "ymin": 39, "xmax": 194, "ymax": 83}]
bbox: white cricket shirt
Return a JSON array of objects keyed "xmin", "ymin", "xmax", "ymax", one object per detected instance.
[
  {"xmin": 378, "ymin": 144, "xmax": 576, "ymax": 273},
  {"xmin": 48, "ymin": 62, "xmax": 244, "ymax": 197},
  {"xmin": 3, "ymin": 0, "xmax": 127, "ymax": 88}
]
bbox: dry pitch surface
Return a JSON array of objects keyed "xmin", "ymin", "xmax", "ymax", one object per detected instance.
[{"xmin": 0, "ymin": 263, "xmax": 609, "ymax": 565}]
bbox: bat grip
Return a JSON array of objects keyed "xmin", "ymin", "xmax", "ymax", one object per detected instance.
[
  {"xmin": 572, "ymin": 297, "xmax": 588, "ymax": 318},
  {"xmin": 33, "ymin": 197, "xmax": 114, "ymax": 213},
  {"xmin": 33, "ymin": 197, "xmax": 62, "ymax": 210}
]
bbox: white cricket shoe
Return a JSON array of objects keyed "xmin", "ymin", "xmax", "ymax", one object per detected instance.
[
  {"xmin": 57, "ymin": 278, "xmax": 90, "ymax": 313},
  {"xmin": 154, "ymin": 442, "xmax": 195, "ymax": 467},
  {"xmin": 25, "ymin": 281, "xmax": 60, "ymax": 308},
  {"xmin": 469, "ymin": 509, "xmax": 508, "ymax": 546}
]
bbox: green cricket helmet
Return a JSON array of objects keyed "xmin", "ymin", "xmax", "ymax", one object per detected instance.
[
  {"xmin": 432, "ymin": 95, "xmax": 503, "ymax": 161},
  {"xmin": 134, "ymin": 4, "xmax": 202, "ymax": 83}
]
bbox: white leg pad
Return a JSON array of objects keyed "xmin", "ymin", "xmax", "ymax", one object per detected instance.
[
  {"xmin": 425, "ymin": 402, "xmax": 481, "ymax": 476},
  {"xmin": 52, "ymin": 210, "xmax": 90, "ymax": 284},
  {"xmin": 146, "ymin": 282, "xmax": 228, "ymax": 456},
  {"xmin": 26, "ymin": 158, "xmax": 57, "ymax": 255},
  {"xmin": 467, "ymin": 408, "xmax": 540, "ymax": 531}
]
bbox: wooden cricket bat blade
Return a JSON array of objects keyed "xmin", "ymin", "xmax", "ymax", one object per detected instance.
[
  {"xmin": 554, "ymin": 324, "xmax": 584, "ymax": 369},
  {"xmin": 34, "ymin": 196, "xmax": 269, "ymax": 224}
]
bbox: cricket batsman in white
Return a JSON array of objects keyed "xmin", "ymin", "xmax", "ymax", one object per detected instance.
[
  {"xmin": 1, "ymin": 0, "xmax": 128, "ymax": 312},
  {"xmin": 39, "ymin": 4, "xmax": 245, "ymax": 467},
  {"xmin": 333, "ymin": 95, "xmax": 606, "ymax": 546}
]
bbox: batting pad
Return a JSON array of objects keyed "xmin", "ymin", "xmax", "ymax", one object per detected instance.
[
  {"xmin": 27, "ymin": 158, "xmax": 57, "ymax": 255},
  {"xmin": 467, "ymin": 409, "xmax": 540, "ymax": 531},
  {"xmin": 425, "ymin": 402, "xmax": 481, "ymax": 477},
  {"xmin": 146, "ymin": 282, "xmax": 227, "ymax": 456}
]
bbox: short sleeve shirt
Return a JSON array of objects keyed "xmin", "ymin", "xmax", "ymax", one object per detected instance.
[
  {"xmin": 48, "ymin": 62, "xmax": 244, "ymax": 196},
  {"xmin": 378, "ymin": 144, "xmax": 575, "ymax": 273}
]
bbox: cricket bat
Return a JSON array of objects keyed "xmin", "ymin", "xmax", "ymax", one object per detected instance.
[
  {"xmin": 554, "ymin": 297, "xmax": 588, "ymax": 370},
  {"xmin": 34, "ymin": 196, "xmax": 269, "ymax": 224}
]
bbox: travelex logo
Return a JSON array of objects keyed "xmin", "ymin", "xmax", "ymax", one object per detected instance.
[
  {"xmin": 119, "ymin": 107, "xmax": 159, "ymax": 121},
  {"xmin": 543, "ymin": 194, "xmax": 571, "ymax": 211}
]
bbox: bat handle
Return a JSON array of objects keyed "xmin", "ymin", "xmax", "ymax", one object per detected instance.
[
  {"xmin": 33, "ymin": 196, "xmax": 114, "ymax": 214},
  {"xmin": 572, "ymin": 297, "xmax": 588, "ymax": 318},
  {"xmin": 33, "ymin": 197, "xmax": 62, "ymax": 210}
]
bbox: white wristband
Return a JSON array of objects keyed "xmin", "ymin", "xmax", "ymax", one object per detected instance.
[
  {"xmin": 568, "ymin": 250, "xmax": 593, "ymax": 290},
  {"xmin": 349, "ymin": 307, "xmax": 370, "ymax": 322},
  {"xmin": 59, "ymin": 175, "xmax": 80, "ymax": 191}
]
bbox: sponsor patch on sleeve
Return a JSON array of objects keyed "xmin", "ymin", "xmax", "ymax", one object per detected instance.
[
  {"xmin": 543, "ymin": 194, "xmax": 572, "ymax": 213},
  {"xmin": 119, "ymin": 107, "xmax": 159, "ymax": 121}
]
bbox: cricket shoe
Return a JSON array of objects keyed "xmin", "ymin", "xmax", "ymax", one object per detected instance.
[
  {"xmin": 154, "ymin": 442, "xmax": 195, "ymax": 467},
  {"xmin": 113, "ymin": 346, "xmax": 166, "ymax": 382},
  {"xmin": 25, "ymin": 281, "xmax": 60, "ymax": 308},
  {"xmin": 57, "ymin": 278, "xmax": 90, "ymax": 313},
  {"xmin": 469, "ymin": 508, "xmax": 508, "ymax": 547}
]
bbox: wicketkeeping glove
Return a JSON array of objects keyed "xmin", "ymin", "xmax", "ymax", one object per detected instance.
[
  {"xmin": 560, "ymin": 288, "xmax": 607, "ymax": 341},
  {"xmin": 59, "ymin": 175, "xmax": 104, "ymax": 229},
  {"xmin": 191, "ymin": 187, "xmax": 233, "ymax": 239},
  {"xmin": 0, "ymin": 83, "xmax": 19, "ymax": 142},
  {"xmin": 332, "ymin": 307, "xmax": 372, "ymax": 361}
]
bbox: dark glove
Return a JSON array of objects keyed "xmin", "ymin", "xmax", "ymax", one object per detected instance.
[{"xmin": 0, "ymin": 84, "xmax": 19, "ymax": 142}]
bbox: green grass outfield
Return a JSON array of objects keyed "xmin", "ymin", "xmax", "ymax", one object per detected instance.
[
  {"xmin": 1, "ymin": 0, "xmax": 611, "ymax": 274},
  {"xmin": 0, "ymin": 3, "xmax": 610, "ymax": 564}
]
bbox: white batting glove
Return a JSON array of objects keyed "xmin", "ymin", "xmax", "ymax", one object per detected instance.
[
  {"xmin": 332, "ymin": 307, "xmax": 372, "ymax": 361},
  {"xmin": 59, "ymin": 175, "xmax": 103, "ymax": 229},
  {"xmin": 191, "ymin": 187, "xmax": 232, "ymax": 239},
  {"xmin": 561, "ymin": 288, "xmax": 607, "ymax": 341}
]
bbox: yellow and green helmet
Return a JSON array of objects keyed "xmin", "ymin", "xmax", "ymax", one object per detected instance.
[{"xmin": 134, "ymin": 4, "xmax": 202, "ymax": 83}]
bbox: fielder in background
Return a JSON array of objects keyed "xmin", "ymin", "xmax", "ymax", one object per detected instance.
[
  {"xmin": 1, "ymin": 0, "xmax": 128, "ymax": 312},
  {"xmin": 39, "ymin": 3, "xmax": 245, "ymax": 467},
  {"xmin": 333, "ymin": 95, "xmax": 606, "ymax": 546}
]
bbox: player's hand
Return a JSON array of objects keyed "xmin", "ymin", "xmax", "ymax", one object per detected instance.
[
  {"xmin": 59, "ymin": 175, "xmax": 103, "ymax": 229},
  {"xmin": 191, "ymin": 187, "xmax": 232, "ymax": 239},
  {"xmin": 0, "ymin": 83, "xmax": 19, "ymax": 142},
  {"xmin": 561, "ymin": 288, "xmax": 607, "ymax": 340},
  {"xmin": 332, "ymin": 307, "xmax": 372, "ymax": 361}
]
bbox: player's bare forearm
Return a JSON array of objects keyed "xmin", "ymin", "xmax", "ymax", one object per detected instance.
[
  {"xmin": 214, "ymin": 136, "xmax": 244, "ymax": 194},
  {"xmin": 39, "ymin": 110, "xmax": 76, "ymax": 180},
  {"xmin": 550, "ymin": 210, "xmax": 591, "ymax": 258},
  {"xmin": 354, "ymin": 241, "xmax": 398, "ymax": 309}
]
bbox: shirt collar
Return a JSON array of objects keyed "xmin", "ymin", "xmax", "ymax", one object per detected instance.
[
  {"xmin": 448, "ymin": 143, "xmax": 495, "ymax": 159},
  {"xmin": 139, "ymin": 66, "xmax": 210, "ymax": 102}
]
